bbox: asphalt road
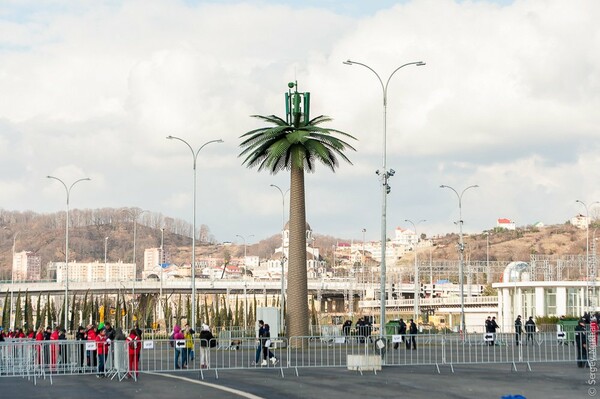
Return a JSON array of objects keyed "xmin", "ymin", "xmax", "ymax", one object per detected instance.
[{"xmin": 1, "ymin": 361, "xmax": 594, "ymax": 399}]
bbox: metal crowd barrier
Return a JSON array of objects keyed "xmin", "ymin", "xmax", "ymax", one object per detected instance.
[
  {"xmin": 0, "ymin": 331, "xmax": 588, "ymax": 382},
  {"xmin": 0, "ymin": 338, "xmax": 142, "ymax": 384}
]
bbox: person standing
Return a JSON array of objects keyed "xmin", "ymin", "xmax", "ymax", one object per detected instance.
[
  {"xmin": 356, "ymin": 318, "xmax": 366, "ymax": 343},
  {"xmin": 485, "ymin": 317, "xmax": 492, "ymax": 346},
  {"xmin": 95, "ymin": 327, "xmax": 110, "ymax": 378},
  {"xmin": 575, "ymin": 319, "xmax": 589, "ymax": 368},
  {"xmin": 171, "ymin": 325, "xmax": 185, "ymax": 369},
  {"xmin": 86, "ymin": 324, "xmax": 98, "ymax": 368},
  {"xmin": 408, "ymin": 319, "xmax": 418, "ymax": 350},
  {"xmin": 591, "ymin": 317, "xmax": 599, "ymax": 347},
  {"xmin": 261, "ymin": 324, "xmax": 277, "ymax": 366},
  {"xmin": 49, "ymin": 325, "xmax": 60, "ymax": 371},
  {"xmin": 183, "ymin": 324, "xmax": 195, "ymax": 367},
  {"xmin": 525, "ymin": 316, "xmax": 536, "ymax": 345},
  {"xmin": 342, "ymin": 320, "xmax": 352, "ymax": 339},
  {"xmin": 514, "ymin": 315, "xmax": 523, "ymax": 346},
  {"xmin": 126, "ymin": 329, "xmax": 140, "ymax": 379},
  {"xmin": 199, "ymin": 324, "xmax": 214, "ymax": 369},
  {"xmin": 255, "ymin": 320, "xmax": 266, "ymax": 365},
  {"xmin": 398, "ymin": 319, "xmax": 407, "ymax": 349},
  {"xmin": 489, "ymin": 317, "xmax": 499, "ymax": 346}
]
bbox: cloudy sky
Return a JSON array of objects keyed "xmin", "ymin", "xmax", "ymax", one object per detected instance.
[{"xmin": 1, "ymin": 0, "xmax": 599, "ymax": 245}]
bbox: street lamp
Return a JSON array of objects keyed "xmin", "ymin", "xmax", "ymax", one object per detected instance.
[
  {"xmin": 159, "ymin": 228, "xmax": 165, "ymax": 322},
  {"xmin": 576, "ymin": 199, "xmax": 600, "ymax": 310},
  {"xmin": 440, "ymin": 184, "xmax": 478, "ymax": 334},
  {"xmin": 270, "ymin": 184, "xmax": 289, "ymax": 335},
  {"xmin": 167, "ymin": 136, "xmax": 223, "ymax": 329},
  {"xmin": 236, "ymin": 234, "xmax": 254, "ymax": 329},
  {"xmin": 405, "ymin": 219, "xmax": 426, "ymax": 321},
  {"xmin": 104, "ymin": 236, "xmax": 109, "ymax": 281},
  {"xmin": 47, "ymin": 175, "xmax": 91, "ymax": 330},
  {"xmin": 122, "ymin": 208, "xmax": 148, "ymax": 277},
  {"xmin": 3, "ymin": 228, "xmax": 19, "ymax": 328},
  {"xmin": 235, "ymin": 234, "xmax": 255, "ymax": 270},
  {"xmin": 344, "ymin": 59, "xmax": 425, "ymax": 335}
]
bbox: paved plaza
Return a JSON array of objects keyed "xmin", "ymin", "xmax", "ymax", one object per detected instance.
[{"xmin": 2, "ymin": 362, "xmax": 594, "ymax": 399}]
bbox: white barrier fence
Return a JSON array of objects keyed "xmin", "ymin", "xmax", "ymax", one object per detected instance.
[{"xmin": 0, "ymin": 331, "xmax": 590, "ymax": 383}]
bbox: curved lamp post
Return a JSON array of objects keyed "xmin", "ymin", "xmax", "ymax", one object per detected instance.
[
  {"xmin": 270, "ymin": 184, "xmax": 289, "ymax": 335},
  {"xmin": 405, "ymin": 219, "xmax": 426, "ymax": 321},
  {"xmin": 122, "ymin": 208, "xmax": 148, "ymax": 277},
  {"xmin": 167, "ymin": 136, "xmax": 223, "ymax": 329},
  {"xmin": 47, "ymin": 175, "xmax": 91, "ymax": 330},
  {"xmin": 236, "ymin": 234, "xmax": 254, "ymax": 329},
  {"xmin": 576, "ymin": 199, "xmax": 600, "ymax": 310},
  {"xmin": 440, "ymin": 184, "xmax": 478, "ymax": 334},
  {"xmin": 3, "ymin": 228, "xmax": 19, "ymax": 328},
  {"xmin": 344, "ymin": 59, "xmax": 425, "ymax": 335}
]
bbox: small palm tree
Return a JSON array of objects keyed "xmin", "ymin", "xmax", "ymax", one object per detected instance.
[{"xmin": 239, "ymin": 93, "xmax": 356, "ymax": 338}]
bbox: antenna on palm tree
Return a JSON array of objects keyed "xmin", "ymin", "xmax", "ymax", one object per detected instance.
[{"xmin": 285, "ymin": 81, "xmax": 310, "ymax": 127}]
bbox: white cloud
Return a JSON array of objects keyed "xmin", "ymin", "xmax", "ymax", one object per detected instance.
[{"xmin": 0, "ymin": 0, "xmax": 598, "ymax": 244}]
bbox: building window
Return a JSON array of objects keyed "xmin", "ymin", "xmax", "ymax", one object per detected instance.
[
  {"xmin": 545, "ymin": 288, "xmax": 556, "ymax": 316},
  {"xmin": 566, "ymin": 288, "xmax": 579, "ymax": 317}
]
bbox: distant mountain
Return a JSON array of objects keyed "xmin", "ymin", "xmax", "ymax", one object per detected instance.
[{"xmin": 1, "ymin": 207, "xmax": 594, "ymax": 280}]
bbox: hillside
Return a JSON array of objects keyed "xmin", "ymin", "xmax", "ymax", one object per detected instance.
[{"xmin": 1, "ymin": 208, "xmax": 597, "ymax": 280}]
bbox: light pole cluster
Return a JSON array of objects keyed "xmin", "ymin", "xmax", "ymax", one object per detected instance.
[
  {"xmin": 167, "ymin": 136, "xmax": 223, "ymax": 329},
  {"xmin": 236, "ymin": 234, "xmax": 254, "ymax": 270},
  {"xmin": 344, "ymin": 59, "xmax": 425, "ymax": 335},
  {"xmin": 576, "ymin": 199, "xmax": 600, "ymax": 310},
  {"xmin": 122, "ymin": 208, "xmax": 148, "ymax": 278},
  {"xmin": 440, "ymin": 184, "xmax": 478, "ymax": 334},
  {"xmin": 405, "ymin": 219, "xmax": 425, "ymax": 321},
  {"xmin": 270, "ymin": 184, "xmax": 289, "ymax": 335},
  {"xmin": 46, "ymin": 175, "xmax": 91, "ymax": 330}
]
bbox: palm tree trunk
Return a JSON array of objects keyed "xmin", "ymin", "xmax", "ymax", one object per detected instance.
[{"xmin": 287, "ymin": 166, "xmax": 309, "ymax": 339}]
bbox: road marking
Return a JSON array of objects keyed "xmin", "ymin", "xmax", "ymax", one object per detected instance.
[{"xmin": 145, "ymin": 372, "xmax": 265, "ymax": 399}]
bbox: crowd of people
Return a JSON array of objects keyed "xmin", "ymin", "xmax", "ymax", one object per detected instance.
[{"xmin": 0, "ymin": 322, "xmax": 142, "ymax": 379}]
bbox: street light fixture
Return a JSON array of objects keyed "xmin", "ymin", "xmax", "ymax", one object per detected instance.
[
  {"xmin": 122, "ymin": 208, "xmax": 148, "ymax": 278},
  {"xmin": 270, "ymin": 184, "xmax": 289, "ymax": 335},
  {"xmin": 236, "ymin": 234, "xmax": 255, "ymax": 269},
  {"xmin": 167, "ymin": 135, "xmax": 223, "ymax": 329},
  {"xmin": 344, "ymin": 59, "xmax": 425, "ymax": 336},
  {"xmin": 405, "ymin": 219, "xmax": 426, "ymax": 321},
  {"xmin": 47, "ymin": 175, "xmax": 91, "ymax": 330},
  {"xmin": 3, "ymin": 228, "xmax": 19, "ymax": 328},
  {"xmin": 104, "ymin": 236, "xmax": 109, "ymax": 275},
  {"xmin": 440, "ymin": 184, "xmax": 478, "ymax": 334},
  {"xmin": 236, "ymin": 234, "xmax": 254, "ymax": 329},
  {"xmin": 576, "ymin": 199, "xmax": 600, "ymax": 310}
]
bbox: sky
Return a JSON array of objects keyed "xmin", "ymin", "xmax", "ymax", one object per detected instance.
[{"xmin": 1, "ymin": 0, "xmax": 599, "ymax": 245}]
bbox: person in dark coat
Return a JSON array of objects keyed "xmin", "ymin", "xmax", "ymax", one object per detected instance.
[
  {"xmin": 575, "ymin": 319, "xmax": 589, "ymax": 368},
  {"xmin": 398, "ymin": 319, "xmax": 407, "ymax": 349},
  {"xmin": 408, "ymin": 319, "xmax": 418, "ymax": 350},
  {"xmin": 514, "ymin": 315, "xmax": 523, "ymax": 346},
  {"xmin": 489, "ymin": 317, "xmax": 499, "ymax": 346},
  {"xmin": 342, "ymin": 320, "xmax": 352, "ymax": 338},
  {"xmin": 356, "ymin": 318, "xmax": 366, "ymax": 343},
  {"xmin": 525, "ymin": 316, "xmax": 536, "ymax": 345},
  {"xmin": 75, "ymin": 326, "xmax": 86, "ymax": 370}
]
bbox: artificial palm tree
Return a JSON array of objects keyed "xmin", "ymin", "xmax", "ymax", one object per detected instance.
[{"xmin": 239, "ymin": 83, "xmax": 356, "ymax": 338}]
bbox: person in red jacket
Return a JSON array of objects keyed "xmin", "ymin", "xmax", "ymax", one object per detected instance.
[
  {"xmin": 126, "ymin": 329, "xmax": 141, "ymax": 379},
  {"xmin": 35, "ymin": 327, "xmax": 45, "ymax": 365},
  {"xmin": 86, "ymin": 324, "xmax": 98, "ymax": 368},
  {"xmin": 95, "ymin": 327, "xmax": 110, "ymax": 377},
  {"xmin": 50, "ymin": 326, "xmax": 60, "ymax": 371}
]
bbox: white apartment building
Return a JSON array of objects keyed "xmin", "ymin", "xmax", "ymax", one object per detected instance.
[
  {"xmin": 54, "ymin": 260, "xmax": 136, "ymax": 282},
  {"xmin": 12, "ymin": 250, "xmax": 41, "ymax": 281},
  {"xmin": 571, "ymin": 214, "xmax": 589, "ymax": 230}
]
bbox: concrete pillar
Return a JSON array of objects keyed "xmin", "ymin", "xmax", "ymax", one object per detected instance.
[
  {"xmin": 535, "ymin": 287, "xmax": 545, "ymax": 317},
  {"xmin": 556, "ymin": 287, "xmax": 567, "ymax": 317},
  {"xmin": 502, "ymin": 288, "xmax": 512, "ymax": 331}
]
